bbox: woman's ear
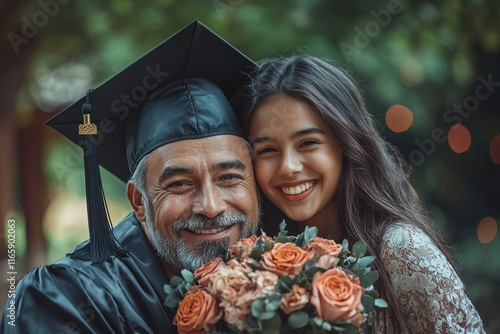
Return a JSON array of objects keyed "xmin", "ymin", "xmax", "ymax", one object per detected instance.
[{"xmin": 127, "ymin": 181, "xmax": 146, "ymax": 222}]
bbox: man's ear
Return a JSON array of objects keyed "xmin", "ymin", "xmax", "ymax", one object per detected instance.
[{"xmin": 127, "ymin": 181, "xmax": 146, "ymax": 222}]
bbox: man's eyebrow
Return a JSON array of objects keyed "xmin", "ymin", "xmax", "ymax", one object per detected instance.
[
  {"xmin": 158, "ymin": 166, "xmax": 195, "ymax": 184},
  {"xmin": 211, "ymin": 159, "xmax": 247, "ymax": 172}
]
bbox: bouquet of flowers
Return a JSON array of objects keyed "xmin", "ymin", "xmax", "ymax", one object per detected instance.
[{"xmin": 163, "ymin": 222, "xmax": 387, "ymax": 333}]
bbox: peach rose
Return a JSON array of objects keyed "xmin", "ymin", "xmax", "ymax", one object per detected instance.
[
  {"xmin": 248, "ymin": 270, "xmax": 279, "ymax": 297},
  {"xmin": 310, "ymin": 267, "xmax": 364, "ymax": 325},
  {"xmin": 306, "ymin": 237, "xmax": 342, "ymax": 257},
  {"xmin": 173, "ymin": 286, "xmax": 222, "ymax": 334},
  {"xmin": 194, "ymin": 257, "xmax": 225, "ymax": 288},
  {"xmin": 229, "ymin": 235, "xmax": 258, "ymax": 260},
  {"xmin": 208, "ymin": 267, "xmax": 252, "ymax": 298},
  {"xmin": 261, "ymin": 242, "xmax": 314, "ymax": 277},
  {"xmin": 316, "ymin": 254, "xmax": 340, "ymax": 270},
  {"xmin": 280, "ymin": 284, "xmax": 309, "ymax": 314},
  {"xmin": 220, "ymin": 289, "xmax": 254, "ymax": 331},
  {"xmin": 226, "ymin": 258, "xmax": 255, "ymax": 275}
]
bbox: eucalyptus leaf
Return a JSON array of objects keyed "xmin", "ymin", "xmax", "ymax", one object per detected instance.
[
  {"xmin": 354, "ymin": 255, "xmax": 376, "ymax": 268},
  {"xmin": 259, "ymin": 310, "xmax": 275, "ymax": 320},
  {"xmin": 350, "ymin": 268, "xmax": 366, "ymax": 277},
  {"xmin": 312, "ymin": 317, "xmax": 323, "ymax": 327},
  {"xmin": 322, "ymin": 321, "xmax": 332, "ymax": 331},
  {"xmin": 342, "ymin": 239, "xmax": 349, "ymax": 250},
  {"xmin": 351, "ymin": 241, "xmax": 367, "ymax": 257},
  {"xmin": 279, "ymin": 219, "xmax": 287, "ymax": 232},
  {"xmin": 180, "ymin": 269, "xmax": 195, "ymax": 283},
  {"xmin": 296, "ymin": 233, "xmax": 305, "ymax": 248},
  {"xmin": 332, "ymin": 324, "xmax": 346, "ymax": 332},
  {"xmin": 163, "ymin": 284, "xmax": 173, "ymax": 294},
  {"xmin": 303, "ymin": 225, "xmax": 318, "ymax": 243},
  {"xmin": 250, "ymin": 247, "xmax": 265, "ymax": 260},
  {"xmin": 163, "ymin": 290, "xmax": 181, "ymax": 309},
  {"xmin": 362, "ymin": 294, "xmax": 375, "ymax": 312},
  {"xmin": 288, "ymin": 311, "xmax": 309, "ymax": 329},
  {"xmin": 251, "ymin": 299, "xmax": 265, "ymax": 317},
  {"xmin": 265, "ymin": 294, "xmax": 282, "ymax": 311},
  {"xmin": 169, "ymin": 276, "xmax": 183, "ymax": 287},
  {"xmin": 275, "ymin": 234, "xmax": 291, "ymax": 243},
  {"xmin": 365, "ymin": 289, "xmax": 379, "ymax": 298},
  {"xmin": 278, "ymin": 275, "xmax": 293, "ymax": 292},
  {"xmin": 375, "ymin": 298, "xmax": 389, "ymax": 308},
  {"xmin": 360, "ymin": 270, "xmax": 379, "ymax": 288},
  {"xmin": 177, "ymin": 284, "xmax": 187, "ymax": 297}
]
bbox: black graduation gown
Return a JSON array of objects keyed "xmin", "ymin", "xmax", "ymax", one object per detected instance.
[{"xmin": 1, "ymin": 213, "xmax": 177, "ymax": 334}]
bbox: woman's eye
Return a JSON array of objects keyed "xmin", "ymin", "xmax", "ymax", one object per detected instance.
[
  {"xmin": 300, "ymin": 139, "xmax": 320, "ymax": 147},
  {"xmin": 256, "ymin": 147, "xmax": 276, "ymax": 155}
]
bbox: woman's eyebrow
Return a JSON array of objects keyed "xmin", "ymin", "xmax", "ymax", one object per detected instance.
[
  {"xmin": 249, "ymin": 136, "xmax": 271, "ymax": 146},
  {"xmin": 250, "ymin": 127, "xmax": 326, "ymax": 146},
  {"xmin": 291, "ymin": 127, "xmax": 326, "ymax": 139}
]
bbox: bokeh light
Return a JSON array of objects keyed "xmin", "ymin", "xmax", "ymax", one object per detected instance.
[
  {"xmin": 448, "ymin": 124, "xmax": 471, "ymax": 153},
  {"xmin": 385, "ymin": 104, "xmax": 413, "ymax": 133},
  {"xmin": 399, "ymin": 58, "xmax": 425, "ymax": 87},
  {"xmin": 490, "ymin": 134, "xmax": 500, "ymax": 164},
  {"xmin": 477, "ymin": 216, "xmax": 498, "ymax": 244}
]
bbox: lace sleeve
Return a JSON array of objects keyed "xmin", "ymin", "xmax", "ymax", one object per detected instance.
[{"xmin": 379, "ymin": 224, "xmax": 485, "ymax": 333}]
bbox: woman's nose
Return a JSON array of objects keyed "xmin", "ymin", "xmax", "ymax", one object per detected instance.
[{"xmin": 277, "ymin": 150, "xmax": 303, "ymax": 177}]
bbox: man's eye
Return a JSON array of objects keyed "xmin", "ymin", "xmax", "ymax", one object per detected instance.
[
  {"xmin": 219, "ymin": 174, "xmax": 242, "ymax": 182},
  {"xmin": 167, "ymin": 181, "xmax": 189, "ymax": 189}
]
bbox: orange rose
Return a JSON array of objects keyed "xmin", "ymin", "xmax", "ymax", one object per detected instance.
[
  {"xmin": 194, "ymin": 257, "xmax": 224, "ymax": 288},
  {"xmin": 280, "ymin": 284, "xmax": 309, "ymax": 314},
  {"xmin": 173, "ymin": 286, "xmax": 223, "ymax": 334},
  {"xmin": 310, "ymin": 267, "xmax": 364, "ymax": 325},
  {"xmin": 261, "ymin": 242, "xmax": 314, "ymax": 277},
  {"xmin": 306, "ymin": 237, "xmax": 342, "ymax": 257}
]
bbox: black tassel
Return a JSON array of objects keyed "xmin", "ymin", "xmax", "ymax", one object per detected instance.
[{"xmin": 69, "ymin": 89, "xmax": 126, "ymax": 263}]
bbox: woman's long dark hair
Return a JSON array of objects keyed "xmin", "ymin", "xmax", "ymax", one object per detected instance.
[{"xmin": 239, "ymin": 55, "xmax": 456, "ymax": 332}]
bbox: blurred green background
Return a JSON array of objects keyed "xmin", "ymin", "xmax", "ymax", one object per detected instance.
[{"xmin": 1, "ymin": 0, "xmax": 499, "ymax": 331}]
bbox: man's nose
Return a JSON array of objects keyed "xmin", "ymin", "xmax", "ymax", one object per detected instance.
[
  {"xmin": 192, "ymin": 183, "xmax": 227, "ymax": 218},
  {"xmin": 277, "ymin": 150, "xmax": 303, "ymax": 177}
]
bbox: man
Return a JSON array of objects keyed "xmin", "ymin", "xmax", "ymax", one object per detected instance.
[{"xmin": 1, "ymin": 21, "xmax": 259, "ymax": 333}]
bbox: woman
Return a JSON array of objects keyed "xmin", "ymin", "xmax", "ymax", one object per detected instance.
[{"xmin": 239, "ymin": 55, "xmax": 485, "ymax": 333}]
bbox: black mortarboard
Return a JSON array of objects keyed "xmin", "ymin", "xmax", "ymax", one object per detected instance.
[{"xmin": 45, "ymin": 20, "xmax": 256, "ymax": 263}]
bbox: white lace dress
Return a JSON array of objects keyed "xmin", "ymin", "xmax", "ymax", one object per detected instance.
[{"xmin": 378, "ymin": 224, "xmax": 485, "ymax": 333}]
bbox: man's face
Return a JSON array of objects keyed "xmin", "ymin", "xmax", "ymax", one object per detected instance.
[{"xmin": 134, "ymin": 135, "xmax": 260, "ymax": 272}]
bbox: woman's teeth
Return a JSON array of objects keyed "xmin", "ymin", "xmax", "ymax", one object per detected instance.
[
  {"xmin": 280, "ymin": 181, "xmax": 314, "ymax": 195},
  {"xmin": 191, "ymin": 226, "xmax": 229, "ymax": 235}
]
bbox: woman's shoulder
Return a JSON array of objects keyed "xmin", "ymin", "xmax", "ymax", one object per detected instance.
[
  {"xmin": 379, "ymin": 222, "xmax": 451, "ymax": 276},
  {"xmin": 378, "ymin": 223, "xmax": 486, "ymax": 333}
]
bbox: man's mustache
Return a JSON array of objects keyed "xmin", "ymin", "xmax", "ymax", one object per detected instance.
[{"xmin": 172, "ymin": 211, "xmax": 248, "ymax": 234}]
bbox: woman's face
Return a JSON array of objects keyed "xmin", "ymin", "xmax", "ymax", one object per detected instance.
[{"xmin": 248, "ymin": 95, "xmax": 343, "ymax": 223}]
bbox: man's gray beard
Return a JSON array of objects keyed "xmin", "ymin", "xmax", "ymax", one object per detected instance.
[{"xmin": 144, "ymin": 201, "xmax": 259, "ymax": 272}]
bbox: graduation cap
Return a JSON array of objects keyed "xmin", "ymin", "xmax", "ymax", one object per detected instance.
[{"xmin": 45, "ymin": 20, "xmax": 256, "ymax": 263}]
